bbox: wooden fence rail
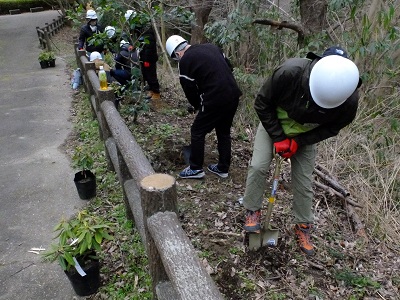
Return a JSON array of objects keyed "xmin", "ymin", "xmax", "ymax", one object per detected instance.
[
  {"xmin": 36, "ymin": 15, "xmax": 66, "ymax": 51},
  {"xmin": 73, "ymin": 43, "xmax": 224, "ymax": 300}
]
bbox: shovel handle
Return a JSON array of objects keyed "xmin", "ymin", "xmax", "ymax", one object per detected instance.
[{"xmin": 262, "ymin": 155, "xmax": 283, "ymax": 230}]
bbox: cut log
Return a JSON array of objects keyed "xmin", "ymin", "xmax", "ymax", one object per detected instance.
[
  {"xmin": 148, "ymin": 211, "xmax": 225, "ymax": 300},
  {"xmin": 140, "ymin": 174, "xmax": 177, "ymax": 297}
]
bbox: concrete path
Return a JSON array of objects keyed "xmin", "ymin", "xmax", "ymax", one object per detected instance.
[{"xmin": 0, "ymin": 11, "xmax": 85, "ymax": 300}]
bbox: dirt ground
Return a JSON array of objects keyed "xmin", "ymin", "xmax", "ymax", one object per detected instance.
[{"xmin": 55, "ymin": 25, "xmax": 399, "ymax": 300}]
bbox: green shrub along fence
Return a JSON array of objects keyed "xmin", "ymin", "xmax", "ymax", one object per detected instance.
[{"xmin": 0, "ymin": 0, "xmax": 57, "ymax": 15}]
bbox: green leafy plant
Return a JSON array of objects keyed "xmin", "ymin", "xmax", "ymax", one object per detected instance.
[
  {"xmin": 72, "ymin": 146, "xmax": 94, "ymax": 174},
  {"xmin": 42, "ymin": 210, "xmax": 114, "ymax": 272},
  {"xmin": 334, "ymin": 269, "xmax": 381, "ymax": 289},
  {"xmin": 38, "ymin": 50, "xmax": 55, "ymax": 62}
]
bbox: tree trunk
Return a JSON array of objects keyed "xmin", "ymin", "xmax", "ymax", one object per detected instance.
[
  {"xmin": 190, "ymin": 0, "xmax": 214, "ymax": 44},
  {"xmin": 299, "ymin": 0, "xmax": 328, "ymax": 35}
]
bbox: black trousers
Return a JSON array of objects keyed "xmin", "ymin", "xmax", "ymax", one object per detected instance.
[
  {"xmin": 141, "ymin": 62, "xmax": 160, "ymax": 93},
  {"xmin": 189, "ymin": 98, "xmax": 239, "ymax": 172}
]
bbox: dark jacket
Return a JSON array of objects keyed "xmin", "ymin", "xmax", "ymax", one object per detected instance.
[
  {"xmin": 178, "ymin": 44, "xmax": 242, "ymax": 110},
  {"xmin": 115, "ymin": 47, "xmax": 139, "ymax": 73},
  {"xmin": 255, "ymin": 58, "xmax": 359, "ymax": 146},
  {"xmin": 135, "ymin": 25, "xmax": 158, "ymax": 63},
  {"xmin": 78, "ymin": 22, "xmax": 104, "ymax": 52}
]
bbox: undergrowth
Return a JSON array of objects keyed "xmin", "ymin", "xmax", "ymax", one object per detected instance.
[{"xmin": 69, "ymin": 92, "xmax": 152, "ymax": 299}]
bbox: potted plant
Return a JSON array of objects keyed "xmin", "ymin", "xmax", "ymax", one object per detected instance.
[
  {"xmin": 38, "ymin": 50, "xmax": 56, "ymax": 68},
  {"xmin": 42, "ymin": 210, "xmax": 114, "ymax": 296},
  {"xmin": 72, "ymin": 146, "xmax": 96, "ymax": 200}
]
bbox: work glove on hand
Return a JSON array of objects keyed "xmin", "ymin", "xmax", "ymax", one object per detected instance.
[
  {"xmin": 143, "ymin": 61, "xmax": 150, "ymax": 67},
  {"xmin": 274, "ymin": 138, "xmax": 298, "ymax": 158}
]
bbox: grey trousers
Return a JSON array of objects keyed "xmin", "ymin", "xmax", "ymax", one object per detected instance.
[{"xmin": 243, "ymin": 123, "xmax": 316, "ymax": 224}]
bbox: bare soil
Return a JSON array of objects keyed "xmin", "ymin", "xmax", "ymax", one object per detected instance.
[{"xmin": 55, "ymin": 25, "xmax": 399, "ymax": 300}]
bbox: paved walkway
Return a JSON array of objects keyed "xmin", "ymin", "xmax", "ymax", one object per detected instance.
[{"xmin": 0, "ymin": 11, "xmax": 85, "ymax": 300}]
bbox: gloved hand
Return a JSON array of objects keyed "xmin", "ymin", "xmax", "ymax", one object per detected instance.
[
  {"xmin": 143, "ymin": 61, "xmax": 150, "ymax": 67},
  {"xmin": 274, "ymin": 138, "xmax": 298, "ymax": 158}
]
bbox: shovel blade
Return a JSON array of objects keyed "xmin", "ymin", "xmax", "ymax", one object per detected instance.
[
  {"xmin": 248, "ymin": 232, "xmax": 262, "ymax": 250},
  {"xmin": 261, "ymin": 228, "xmax": 279, "ymax": 247}
]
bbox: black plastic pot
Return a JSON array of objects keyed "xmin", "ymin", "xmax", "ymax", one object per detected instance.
[
  {"xmin": 65, "ymin": 259, "xmax": 100, "ymax": 296},
  {"xmin": 48, "ymin": 59, "xmax": 56, "ymax": 67},
  {"xmin": 39, "ymin": 61, "xmax": 48, "ymax": 69},
  {"xmin": 74, "ymin": 170, "xmax": 96, "ymax": 200}
]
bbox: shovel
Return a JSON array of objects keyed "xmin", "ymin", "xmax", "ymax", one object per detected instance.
[{"xmin": 249, "ymin": 155, "xmax": 283, "ymax": 250}]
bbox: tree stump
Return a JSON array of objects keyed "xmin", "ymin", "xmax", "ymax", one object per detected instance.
[{"xmin": 140, "ymin": 173, "xmax": 177, "ymax": 297}]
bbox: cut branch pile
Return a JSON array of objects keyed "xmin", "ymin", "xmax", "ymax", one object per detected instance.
[{"xmin": 313, "ymin": 164, "xmax": 368, "ymax": 240}]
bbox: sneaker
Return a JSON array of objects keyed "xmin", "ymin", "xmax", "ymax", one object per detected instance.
[
  {"xmin": 244, "ymin": 210, "xmax": 261, "ymax": 232},
  {"xmin": 207, "ymin": 164, "xmax": 228, "ymax": 178},
  {"xmin": 179, "ymin": 166, "xmax": 205, "ymax": 179},
  {"xmin": 294, "ymin": 224, "xmax": 315, "ymax": 256}
]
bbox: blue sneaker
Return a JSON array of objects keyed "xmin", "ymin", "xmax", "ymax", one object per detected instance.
[
  {"xmin": 207, "ymin": 164, "xmax": 228, "ymax": 178},
  {"xmin": 179, "ymin": 166, "xmax": 205, "ymax": 179}
]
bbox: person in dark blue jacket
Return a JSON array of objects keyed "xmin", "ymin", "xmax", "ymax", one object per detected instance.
[
  {"xmin": 78, "ymin": 9, "xmax": 104, "ymax": 53},
  {"xmin": 110, "ymin": 40, "xmax": 139, "ymax": 86},
  {"xmin": 166, "ymin": 35, "xmax": 242, "ymax": 179}
]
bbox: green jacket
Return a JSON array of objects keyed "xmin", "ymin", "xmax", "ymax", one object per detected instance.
[{"xmin": 254, "ymin": 58, "xmax": 359, "ymax": 146}]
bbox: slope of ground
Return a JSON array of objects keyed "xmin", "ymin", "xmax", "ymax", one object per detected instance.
[{"xmin": 54, "ymin": 25, "xmax": 399, "ymax": 300}]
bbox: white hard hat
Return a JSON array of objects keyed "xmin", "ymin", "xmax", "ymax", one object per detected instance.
[
  {"xmin": 89, "ymin": 51, "xmax": 102, "ymax": 62},
  {"xmin": 166, "ymin": 35, "xmax": 188, "ymax": 59},
  {"xmin": 120, "ymin": 40, "xmax": 129, "ymax": 48},
  {"xmin": 309, "ymin": 55, "xmax": 359, "ymax": 109},
  {"xmin": 125, "ymin": 9, "xmax": 136, "ymax": 21},
  {"xmin": 105, "ymin": 26, "xmax": 116, "ymax": 38},
  {"xmin": 86, "ymin": 9, "xmax": 97, "ymax": 20}
]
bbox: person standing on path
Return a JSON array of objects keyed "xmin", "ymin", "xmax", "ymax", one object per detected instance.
[
  {"xmin": 165, "ymin": 35, "xmax": 242, "ymax": 179},
  {"xmin": 242, "ymin": 46, "xmax": 362, "ymax": 256}
]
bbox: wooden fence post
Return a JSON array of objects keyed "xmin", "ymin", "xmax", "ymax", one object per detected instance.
[
  {"xmin": 97, "ymin": 88, "xmax": 115, "ymax": 140},
  {"xmin": 140, "ymin": 174, "xmax": 177, "ymax": 298},
  {"xmin": 36, "ymin": 27, "xmax": 42, "ymax": 49},
  {"xmin": 44, "ymin": 30, "xmax": 51, "ymax": 51}
]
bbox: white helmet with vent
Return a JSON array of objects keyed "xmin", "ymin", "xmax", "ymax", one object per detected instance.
[
  {"xmin": 166, "ymin": 35, "xmax": 188, "ymax": 59},
  {"xmin": 86, "ymin": 9, "xmax": 97, "ymax": 20},
  {"xmin": 105, "ymin": 26, "xmax": 116, "ymax": 38},
  {"xmin": 309, "ymin": 55, "xmax": 359, "ymax": 109}
]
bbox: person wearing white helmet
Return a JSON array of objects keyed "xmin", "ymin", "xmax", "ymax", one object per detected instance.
[
  {"xmin": 109, "ymin": 40, "xmax": 139, "ymax": 86},
  {"xmin": 124, "ymin": 9, "xmax": 136, "ymax": 21},
  {"xmin": 132, "ymin": 14, "xmax": 161, "ymax": 101},
  {"xmin": 104, "ymin": 26, "xmax": 116, "ymax": 39},
  {"xmin": 89, "ymin": 51, "xmax": 111, "ymax": 81},
  {"xmin": 165, "ymin": 35, "xmax": 242, "ymax": 180},
  {"xmin": 78, "ymin": 9, "xmax": 104, "ymax": 53},
  {"xmin": 241, "ymin": 46, "xmax": 362, "ymax": 256}
]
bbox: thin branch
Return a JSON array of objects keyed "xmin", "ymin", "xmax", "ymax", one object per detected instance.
[
  {"xmin": 314, "ymin": 165, "xmax": 350, "ymax": 197},
  {"xmin": 253, "ymin": 19, "xmax": 305, "ymax": 44},
  {"xmin": 314, "ymin": 181, "xmax": 362, "ymax": 208}
]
